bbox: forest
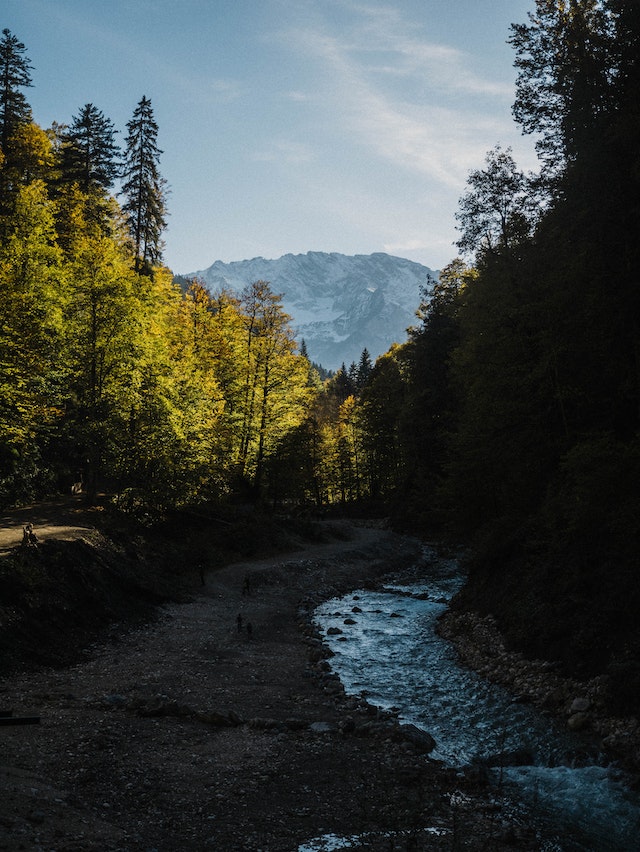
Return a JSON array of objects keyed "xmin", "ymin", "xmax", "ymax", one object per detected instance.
[{"xmin": 1, "ymin": 1, "xmax": 639, "ymax": 708}]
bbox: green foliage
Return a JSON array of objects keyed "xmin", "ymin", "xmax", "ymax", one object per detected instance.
[
  {"xmin": 0, "ymin": 180, "xmax": 67, "ymax": 503},
  {"xmin": 417, "ymin": 1, "xmax": 640, "ymax": 552},
  {"xmin": 510, "ymin": 0, "xmax": 613, "ymax": 169},
  {"xmin": 382, "ymin": 0, "xmax": 640, "ymax": 693},
  {"xmin": 357, "ymin": 349, "xmax": 406, "ymax": 499},
  {"xmin": 0, "ymin": 34, "xmax": 317, "ymax": 513}
]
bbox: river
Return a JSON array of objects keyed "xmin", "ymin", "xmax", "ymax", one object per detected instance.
[{"xmin": 302, "ymin": 546, "xmax": 640, "ymax": 851}]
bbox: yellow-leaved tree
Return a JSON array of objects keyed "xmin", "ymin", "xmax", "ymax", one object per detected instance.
[
  {"xmin": 237, "ymin": 281, "xmax": 314, "ymax": 496},
  {"xmin": 0, "ymin": 179, "xmax": 67, "ymax": 503},
  {"xmin": 62, "ymin": 230, "xmax": 141, "ymax": 501},
  {"xmin": 124, "ymin": 268, "xmax": 226, "ymax": 510}
]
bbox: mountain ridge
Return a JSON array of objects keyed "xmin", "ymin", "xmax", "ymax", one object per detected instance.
[{"xmin": 185, "ymin": 251, "xmax": 437, "ymax": 370}]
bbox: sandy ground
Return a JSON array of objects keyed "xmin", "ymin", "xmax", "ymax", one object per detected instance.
[{"xmin": 0, "ymin": 497, "xmax": 96, "ymax": 553}]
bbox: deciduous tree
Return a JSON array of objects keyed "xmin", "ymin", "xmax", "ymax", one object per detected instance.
[
  {"xmin": 0, "ymin": 180, "xmax": 67, "ymax": 502},
  {"xmin": 237, "ymin": 281, "xmax": 312, "ymax": 494}
]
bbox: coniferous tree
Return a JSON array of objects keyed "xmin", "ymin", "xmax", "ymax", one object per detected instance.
[
  {"xmin": 0, "ymin": 29, "xmax": 34, "ymax": 213},
  {"xmin": 329, "ymin": 364, "xmax": 356, "ymax": 404},
  {"xmin": 0, "ymin": 29, "xmax": 33, "ymax": 155},
  {"xmin": 357, "ymin": 349, "xmax": 406, "ymax": 500},
  {"xmin": 120, "ymin": 96, "xmax": 167, "ymax": 274},
  {"xmin": 356, "ymin": 348, "xmax": 373, "ymax": 390},
  {"xmin": 60, "ymin": 103, "xmax": 120, "ymax": 192}
]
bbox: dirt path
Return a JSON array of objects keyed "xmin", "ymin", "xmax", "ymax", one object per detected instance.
[
  {"xmin": 0, "ymin": 523, "xmax": 541, "ymax": 850},
  {"xmin": 0, "ymin": 496, "xmax": 97, "ymax": 553}
]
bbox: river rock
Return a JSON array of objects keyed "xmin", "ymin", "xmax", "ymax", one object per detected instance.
[
  {"xmin": 542, "ymin": 687, "xmax": 567, "ymax": 708},
  {"xmin": 567, "ymin": 711, "xmax": 591, "ymax": 731},
  {"xmin": 284, "ymin": 718, "xmax": 309, "ymax": 731},
  {"xmin": 569, "ymin": 697, "xmax": 591, "ymax": 714},
  {"xmin": 394, "ymin": 723, "xmax": 436, "ymax": 754}
]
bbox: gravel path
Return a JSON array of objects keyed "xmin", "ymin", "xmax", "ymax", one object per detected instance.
[{"xmin": 0, "ymin": 519, "xmax": 547, "ymax": 850}]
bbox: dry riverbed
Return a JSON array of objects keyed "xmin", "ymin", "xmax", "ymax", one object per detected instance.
[{"xmin": 0, "ymin": 520, "xmax": 550, "ymax": 851}]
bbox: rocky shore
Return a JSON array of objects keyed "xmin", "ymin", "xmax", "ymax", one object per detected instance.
[
  {"xmin": 438, "ymin": 609, "xmax": 640, "ymax": 777},
  {"xmin": 0, "ymin": 521, "xmax": 554, "ymax": 851}
]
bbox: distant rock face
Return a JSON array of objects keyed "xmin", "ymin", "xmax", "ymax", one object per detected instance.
[{"xmin": 186, "ymin": 251, "xmax": 437, "ymax": 371}]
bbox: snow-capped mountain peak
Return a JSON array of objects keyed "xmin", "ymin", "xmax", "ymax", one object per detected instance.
[{"xmin": 186, "ymin": 251, "xmax": 437, "ymax": 370}]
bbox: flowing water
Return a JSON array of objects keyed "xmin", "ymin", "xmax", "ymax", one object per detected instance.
[{"xmin": 303, "ymin": 547, "xmax": 640, "ymax": 851}]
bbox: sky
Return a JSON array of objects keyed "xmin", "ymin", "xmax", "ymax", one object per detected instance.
[{"xmin": 5, "ymin": 0, "xmax": 539, "ymax": 275}]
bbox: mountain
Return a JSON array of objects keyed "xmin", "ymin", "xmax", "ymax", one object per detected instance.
[{"xmin": 185, "ymin": 251, "xmax": 437, "ymax": 370}]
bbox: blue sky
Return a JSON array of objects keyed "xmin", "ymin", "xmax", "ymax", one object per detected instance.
[{"xmin": 5, "ymin": 0, "xmax": 538, "ymax": 274}]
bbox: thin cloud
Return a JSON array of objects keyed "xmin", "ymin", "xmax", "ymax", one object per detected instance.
[
  {"xmin": 277, "ymin": 3, "xmax": 519, "ymax": 190},
  {"xmin": 286, "ymin": 29, "xmax": 505, "ymax": 188},
  {"xmin": 327, "ymin": 0, "xmax": 513, "ymax": 97}
]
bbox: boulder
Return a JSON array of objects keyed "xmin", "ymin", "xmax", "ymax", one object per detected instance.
[{"xmin": 395, "ymin": 723, "xmax": 436, "ymax": 754}]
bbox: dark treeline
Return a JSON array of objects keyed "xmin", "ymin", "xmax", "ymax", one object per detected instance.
[
  {"xmin": 358, "ymin": 0, "xmax": 640, "ymax": 711},
  {"xmin": 2, "ymin": 2, "xmax": 639, "ymax": 709}
]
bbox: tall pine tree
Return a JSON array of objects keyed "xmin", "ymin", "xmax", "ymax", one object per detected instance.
[
  {"xmin": 60, "ymin": 103, "xmax": 120, "ymax": 192},
  {"xmin": 0, "ymin": 29, "xmax": 34, "ymax": 213},
  {"xmin": 0, "ymin": 29, "xmax": 33, "ymax": 155},
  {"xmin": 120, "ymin": 96, "xmax": 167, "ymax": 275}
]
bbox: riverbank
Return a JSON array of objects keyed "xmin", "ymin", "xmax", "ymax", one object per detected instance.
[
  {"xmin": 438, "ymin": 608, "xmax": 640, "ymax": 777},
  {"xmin": 1, "ymin": 519, "xmax": 548, "ymax": 851}
]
